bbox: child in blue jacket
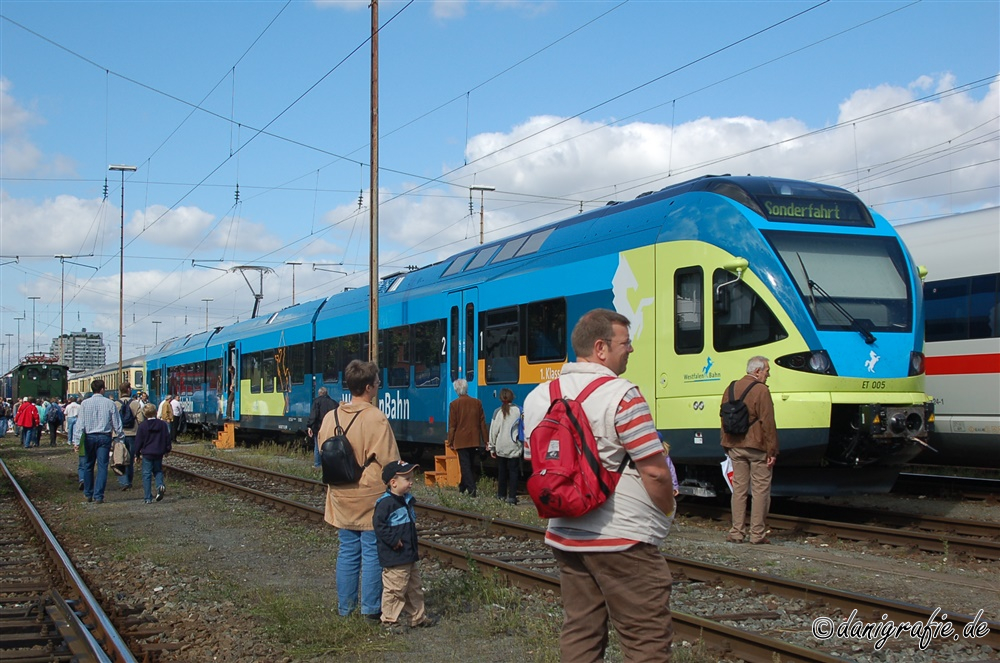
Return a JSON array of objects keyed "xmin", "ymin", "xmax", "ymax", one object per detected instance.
[{"xmin": 372, "ymin": 461, "xmax": 438, "ymax": 631}]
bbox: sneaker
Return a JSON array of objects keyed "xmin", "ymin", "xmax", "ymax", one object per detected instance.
[
  {"xmin": 411, "ymin": 614, "xmax": 439, "ymax": 628},
  {"xmin": 363, "ymin": 612, "xmax": 382, "ymax": 622},
  {"xmin": 94, "ymin": 499, "xmax": 104, "ymax": 504},
  {"xmin": 506, "ymin": 497, "xmax": 519, "ymax": 505},
  {"xmin": 144, "ymin": 499, "xmax": 152, "ymax": 504},
  {"xmin": 85, "ymin": 496, "xmax": 93, "ymax": 503},
  {"xmin": 121, "ymin": 484, "xmax": 132, "ymax": 491},
  {"xmin": 155, "ymin": 485, "xmax": 165, "ymax": 502},
  {"xmin": 381, "ymin": 621, "xmax": 407, "ymax": 634},
  {"xmin": 78, "ymin": 481, "xmax": 84, "ymax": 491}
]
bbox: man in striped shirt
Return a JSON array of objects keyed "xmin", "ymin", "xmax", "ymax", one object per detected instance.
[
  {"xmin": 524, "ymin": 308, "xmax": 675, "ymax": 662},
  {"xmin": 72, "ymin": 378, "xmax": 124, "ymax": 504}
]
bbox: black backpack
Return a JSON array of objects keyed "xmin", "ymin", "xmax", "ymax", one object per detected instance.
[
  {"xmin": 120, "ymin": 399, "xmax": 136, "ymax": 428},
  {"xmin": 47, "ymin": 405, "xmax": 64, "ymax": 425},
  {"xmin": 720, "ymin": 381, "xmax": 760, "ymax": 435},
  {"xmin": 320, "ymin": 409, "xmax": 372, "ymax": 485}
]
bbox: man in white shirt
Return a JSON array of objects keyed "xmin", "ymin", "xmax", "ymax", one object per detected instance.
[{"xmin": 169, "ymin": 395, "xmax": 183, "ymax": 442}]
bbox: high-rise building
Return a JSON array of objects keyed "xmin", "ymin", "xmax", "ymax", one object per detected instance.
[{"xmin": 50, "ymin": 328, "xmax": 106, "ymax": 370}]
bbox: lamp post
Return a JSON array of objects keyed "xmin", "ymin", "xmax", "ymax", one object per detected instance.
[
  {"xmin": 14, "ymin": 315, "xmax": 24, "ymax": 363},
  {"xmin": 152, "ymin": 320, "xmax": 162, "ymax": 345},
  {"xmin": 201, "ymin": 299, "xmax": 213, "ymax": 332},
  {"xmin": 54, "ymin": 255, "xmax": 96, "ymax": 365},
  {"xmin": 109, "ymin": 164, "xmax": 137, "ymax": 379},
  {"xmin": 470, "ymin": 185, "xmax": 495, "ymax": 245},
  {"xmin": 4, "ymin": 333, "xmax": 11, "ymax": 371},
  {"xmin": 286, "ymin": 261, "xmax": 302, "ymax": 306},
  {"xmin": 28, "ymin": 296, "xmax": 41, "ymax": 354}
]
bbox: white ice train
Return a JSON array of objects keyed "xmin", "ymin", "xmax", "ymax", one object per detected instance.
[{"xmin": 896, "ymin": 207, "xmax": 1000, "ymax": 468}]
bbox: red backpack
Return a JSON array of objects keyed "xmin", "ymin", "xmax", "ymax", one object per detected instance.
[{"xmin": 527, "ymin": 376, "xmax": 630, "ymax": 518}]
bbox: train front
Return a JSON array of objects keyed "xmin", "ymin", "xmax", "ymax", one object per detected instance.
[{"xmin": 739, "ymin": 179, "xmax": 933, "ymax": 493}]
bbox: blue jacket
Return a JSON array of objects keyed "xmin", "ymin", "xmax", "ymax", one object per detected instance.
[{"xmin": 372, "ymin": 491, "xmax": 419, "ymax": 568}]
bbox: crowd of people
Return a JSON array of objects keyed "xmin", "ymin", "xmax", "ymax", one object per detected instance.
[
  {"xmin": 2, "ymin": 307, "xmax": 779, "ymax": 657},
  {"xmin": 3, "ymin": 386, "xmax": 183, "ymax": 506}
]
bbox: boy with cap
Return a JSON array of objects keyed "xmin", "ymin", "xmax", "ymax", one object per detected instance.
[{"xmin": 372, "ymin": 460, "xmax": 438, "ymax": 631}]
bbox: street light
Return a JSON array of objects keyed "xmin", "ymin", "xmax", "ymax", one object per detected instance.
[
  {"xmin": 109, "ymin": 164, "xmax": 137, "ymax": 378},
  {"xmin": 152, "ymin": 320, "xmax": 162, "ymax": 345},
  {"xmin": 4, "ymin": 333, "xmax": 11, "ymax": 371},
  {"xmin": 201, "ymin": 299, "xmax": 213, "ymax": 332},
  {"xmin": 14, "ymin": 315, "xmax": 24, "ymax": 364},
  {"xmin": 55, "ymin": 254, "xmax": 97, "ymax": 364},
  {"xmin": 286, "ymin": 261, "xmax": 302, "ymax": 306},
  {"xmin": 470, "ymin": 185, "xmax": 495, "ymax": 245},
  {"xmin": 28, "ymin": 296, "xmax": 41, "ymax": 354}
]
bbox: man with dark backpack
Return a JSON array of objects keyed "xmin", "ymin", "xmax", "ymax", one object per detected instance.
[
  {"xmin": 117, "ymin": 383, "xmax": 144, "ymax": 491},
  {"xmin": 523, "ymin": 309, "xmax": 675, "ymax": 662},
  {"xmin": 45, "ymin": 399, "xmax": 65, "ymax": 446},
  {"xmin": 720, "ymin": 356, "xmax": 779, "ymax": 545}
]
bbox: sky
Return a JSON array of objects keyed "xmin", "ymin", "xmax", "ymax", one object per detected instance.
[{"xmin": 1, "ymin": 0, "xmax": 997, "ymax": 373}]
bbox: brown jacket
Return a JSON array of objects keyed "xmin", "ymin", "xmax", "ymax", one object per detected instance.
[
  {"xmin": 720, "ymin": 374, "xmax": 779, "ymax": 458},
  {"xmin": 447, "ymin": 394, "xmax": 488, "ymax": 450},
  {"xmin": 319, "ymin": 399, "xmax": 399, "ymax": 531}
]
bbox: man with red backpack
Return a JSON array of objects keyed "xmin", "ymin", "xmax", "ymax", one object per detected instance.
[{"xmin": 523, "ymin": 308, "xmax": 675, "ymax": 662}]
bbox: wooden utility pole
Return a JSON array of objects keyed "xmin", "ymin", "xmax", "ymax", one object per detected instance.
[{"xmin": 368, "ymin": 0, "xmax": 379, "ymax": 366}]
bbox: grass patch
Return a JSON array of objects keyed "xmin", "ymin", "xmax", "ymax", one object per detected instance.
[{"xmin": 247, "ymin": 587, "xmax": 404, "ymax": 657}]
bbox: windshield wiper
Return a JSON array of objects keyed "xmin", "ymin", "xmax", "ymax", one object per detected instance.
[{"xmin": 796, "ymin": 253, "xmax": 877, "ymax": 345}]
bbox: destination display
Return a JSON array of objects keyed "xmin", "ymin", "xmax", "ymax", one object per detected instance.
[{"xmin": 758, "ymin": 196, "xmax": 873, "ymax": 227}]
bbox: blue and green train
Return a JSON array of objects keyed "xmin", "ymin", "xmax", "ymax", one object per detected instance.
[{"xmin": 144, "ymin": 174, "xmax": 933, "ymax": 496}]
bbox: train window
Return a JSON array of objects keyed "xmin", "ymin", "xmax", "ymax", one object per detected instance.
[
  {"xmin": 385, "ymin": 326, "xmax": 411, "ymax": 388},
  {"xmin": 341, "ymin": 334, "xmax": 365, "ymax": 373},
  {"xmin": 526, "ymin": 298, "xmax": 566, "ymax": 362},
  {"xmin": 493, "ymin": 237, "xmax": 528, "ymax": 263},
  {"xmin": 287, "ymin": 343, "xmax": 307, "ymax": 385},
  {"xmin": 466, "ymin": 247, "xmax": 498, "ymax": 271},
  {"xmin": 262, "ymin": 353, "xmax": 276, "ymax": 393},
  {"xmin": 316, "ymin": 338, "xmax": 339, "ymax": 383},
  {"xmin": 450, "ymin": 307, "xmax": 459, "ymax": 382},
  {"xmin": 925, "ymin": 274, "xmax": 1000, "ymax": 342},
  {"xmin": 970, "ymin": 274, "xmax": 1000, "ymax": 339},
  {"xmin": 135, "ymin": 371, "xmax": 143, "ymax": 388},
  {"xmin": 712, "ymin": 270, "xmax": 788, "ymax": 351},
  {"xmin": 244, "ymin": 353, "xmax": 262, "ymax": 394},
  {"xmin": 465, "ymin": 303, "xmax": 476, "ymax": 382},
  {"xmin": 766, "ymin": 231, "xmax": 910, "ymax": 332},
  {"xmin": 443, "ymin": 253, "xmax": 474, "ymax": 277},
  {"xmin": 413, "ymin": 319, "xmax": 445, "ymax": 388},
  {"xmin": 516, "ymin": 228, "xmax": 554, "ymax": 257},
  {"xmin": 675, "ymin": 268, "xmax": 704, "ymax": 355},
  {"xmin": 483, "ymin": 307, "xmax": 519, "ymax": 384}
]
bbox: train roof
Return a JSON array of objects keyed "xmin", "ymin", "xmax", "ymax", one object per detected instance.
[{"xmin": 895, "ymin": 207, "xmax": 1000, "ymax": 281}]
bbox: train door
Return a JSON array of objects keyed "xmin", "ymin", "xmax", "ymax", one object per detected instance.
[
  {"xmin": 224, "ymin": 342, "xmax": 239, "ymax": 420},
  {"xmin": 446, "ymin": 288, "xmax": 480, "ymax": 402}
]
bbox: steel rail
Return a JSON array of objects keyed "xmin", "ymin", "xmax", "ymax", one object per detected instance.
[
  {"xmin": 167, "ymin": 451, "xmax": 1000, "ymax": 649},
  {"xmin": 165, "ymin": 456, "xmax": 850, "ymax": 662},
  {"xmin": 767, "ymin": 500, "xmax": 1000, "ymax": 539},
  {"xmin": 1, "ymin": 458, "xmax": 136, "ymax": 663},
  {"xmin": 418, "ymin": 538, "xmax": 849, "ymax": 663},
  {"xmin": 679, "ymin": 502, "xmax": 1000, "ymax": 560}
]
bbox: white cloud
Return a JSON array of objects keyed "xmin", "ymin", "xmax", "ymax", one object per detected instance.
[{"xmin": 0, "ymin": 78, "xmax": 75, "ymax": 177}]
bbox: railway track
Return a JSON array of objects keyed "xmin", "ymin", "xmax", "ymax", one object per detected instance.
[
  {"xmin": 678, "ymin": 502, "xmax": 1000, "ymax": 560},
  {"xmin": 894, "ymin": 473, "xmax": 1000, "ymax": 502},
  {"xmin": 0, "ymin": 458, "xmax": 136, "ymax": 663},
  {"xmin": 163, "ymin": 451, "xmax": 1000, "ymax": 661}
]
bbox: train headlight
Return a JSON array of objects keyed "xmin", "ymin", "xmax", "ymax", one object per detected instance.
[
  {"xmin": 775, "ymin": 350, "xmax": 836, "ymax": 375},
  {"xmin": 909, "ymin": 352, "xmax": 925, "ymax": 376}
]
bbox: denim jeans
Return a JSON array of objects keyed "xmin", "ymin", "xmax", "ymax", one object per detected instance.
[
  {"xmin": 82, "ymin": 433, "xmax": 113, "ymax": 501},
  {"xmin": 0, "ymin": 417, "xmax": 8, "ymax": 437},
  {"xmin": 336, "ymin": 529, "xmax": 382, "ymax": 616},
  {"xmin": 66, "ymin": 417, "xmax": 77, "ymax": 445},
  {"xmin": 22, "ymin": 426, "xmax": 33, "ymax": 448},
  {"xmin": 141, "ymin": 456, "xmax": 165, "ymax": 502},
  {"xmin": 118, "ymin": 436, "xmax": 135, "ymax": 487}
]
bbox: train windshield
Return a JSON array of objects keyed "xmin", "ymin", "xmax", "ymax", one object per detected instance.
[{"xmin": 765, "ymin": 231, "xmax": 912, "ymax": 333}]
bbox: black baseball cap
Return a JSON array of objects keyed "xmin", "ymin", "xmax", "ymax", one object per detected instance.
[{"xmin": 382, "ymin": 460, "xmax": 419, "ymax": 484}]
